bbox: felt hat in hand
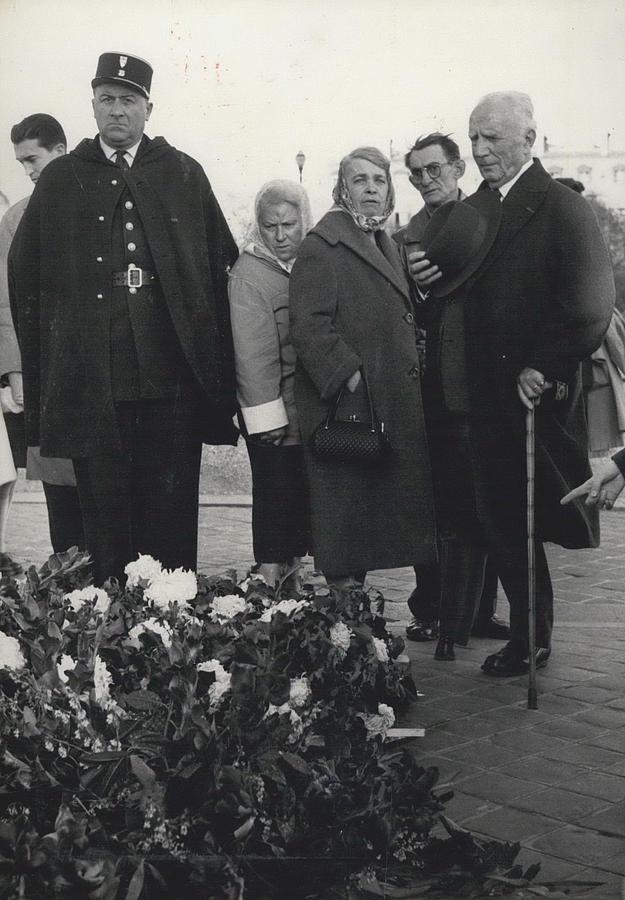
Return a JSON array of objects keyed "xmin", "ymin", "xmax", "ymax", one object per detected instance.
[{"xmin": 422, "ymin": 189, "xmax": 502, "ymax": 298}]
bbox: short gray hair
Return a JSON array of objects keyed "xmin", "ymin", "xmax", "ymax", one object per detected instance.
[{"xmin": 474, "ymin": 91, "xmax": 536, "ymax": 132}]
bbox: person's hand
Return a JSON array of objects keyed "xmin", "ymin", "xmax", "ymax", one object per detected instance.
[
  {"xmin": 517, "ymin": 367, "xmax": 553, "ymax": 410},
  {"xmin": 7, "ymin": 372, "xmax": 23, "ymax": 408},
  {"xmin": 560, "ymin": 460, "xmax": 625, "ymax": 510},
  {"xmin": 346, "ymin": 370, "xmax": 362, "ymax": 393},
  {"xmin": 406, "ymin": 250, "xmax": 442, "ymax": 289},
  {"xmin": 257, "ymin": 426, "xmax": 287, "ymax": 446}
]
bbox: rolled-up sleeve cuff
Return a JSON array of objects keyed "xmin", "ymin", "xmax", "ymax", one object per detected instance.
[
  {"xmin": 241, "ymin": 398, "xmax": 288, "ymax": 435},
  {"xmin": 612, "ymin": 448, "xmax": 625, "ymax": 477}
]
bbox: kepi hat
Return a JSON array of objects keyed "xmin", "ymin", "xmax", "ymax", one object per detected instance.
[
  {"xmin": 421, "ymin": 189, "xmax": 502, "ymax": 298},
  {"xmin": 92, "ymin": 52, "xmax": 153, "ymax": 99}
]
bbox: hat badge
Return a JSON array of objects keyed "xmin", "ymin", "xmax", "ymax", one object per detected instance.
[{"xmin": 118, "ymin": 55, "xmax": 127, "ymax": 76}]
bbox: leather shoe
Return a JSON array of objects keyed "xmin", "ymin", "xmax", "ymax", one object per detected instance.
[
  {"xmin": 471, "ymin": 614, "xmax": 511, "ymax": 639},
  {"xmin": 481, "ymin": 641, "xmax": 550, "ymax": 677},
  {"xmin": 434, "ymin": 637, "xmax": 455, "ymax": 661},
  {"xmin": 406, "ymin": 617, "xmax": 439, "ymax": 642}
]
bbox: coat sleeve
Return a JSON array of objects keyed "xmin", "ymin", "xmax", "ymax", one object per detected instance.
[
  {"xmin": 8, "ymin": 191, "xmax": 41, "ymax": 446},
  {"xmin": 289, "ymin": 237, "xmax": 361, "ymax": 400},
  {"xmin": 530, "ymin": 190, "xmax": 615, "ymax": 383},
  {"xmin": 0, "ymin": 207, "xmax": 23, "ymax": 376},
  {"xmin": 228, "ymin": 272, "xmax": 288, "ymax": 434}
]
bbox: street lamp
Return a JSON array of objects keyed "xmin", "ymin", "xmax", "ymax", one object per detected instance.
[{"xmin": 295, "ymin": 151, "xmax": 306, "ymax": 184}]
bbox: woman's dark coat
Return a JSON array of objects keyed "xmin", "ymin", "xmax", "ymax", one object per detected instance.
[
  {"xmin": 9, "ymin": 135, "xmax": 238, "ymax": 458},
  {"xmin": 289, "ymin": 209, "xmax": 436, "ymax": 576},
  {"xmin": 424, "ymin": 160, "xmax": 615, "ymax": 552}
]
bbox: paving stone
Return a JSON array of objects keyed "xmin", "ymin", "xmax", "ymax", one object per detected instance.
[
  {"xmin": 455, "ymin": 770, "xmax": 543, "ymax": 804},
  {"xmin": 438, "ymin": 715, "xmax": 503, "ymax": 740},
  {"xmin": 529, "ymin": 825, "xmax": 625, "ymax": 866},
  {"xmin": 462, "ymin": 807, "xmax": 560, "ymax": 843},
  {"xmin": 541, "ymin": 741, "xmax": 624, "ymax": 770},
  {"xmin": 442, "ymin": 739, "xmax": 530, "ymax": 768},
  {"xmin": 555, "ymin": 772, "xmax": 625, "ymax": 803},
  {"xmin": 511, "ymin": 787, "xmax": 609, "ymax": 823},
  {"xmin": 513, "ymin": 848, "xmax": 584, "ymax": 882},
  {"xmin": 578, "ymin": 802, "xmax": 625, "ymax": 838},
  {"xmin": 495, "ymin": 756, "xmax": 590, "ymax": 787},
  {"xmin": 439, "ymin": 789, "xmax": 494, "ymax": 825},
  {"xmin": 575, "ymin": 707, "xmax": 625, "ymax": 729},
  {"xmin": 572, "ymin": 870, "xmax": 624, "ymax": 899},
  {"xmin": 552, "ymin": 684, "xmax": 623, "ymax": 704},
  {"xmin": 582, "ymin": 730, "xmax": 625, "ymax": 753},
  {"xmin": 525, "ymin": 693, "xmax": 592, "ymax": 717},
  {"xmin": 530, "ymin": 717, "xmax": 612, "ymax": 742},
  {"xmin": 489, "ymin": 728, "xmax": 569, "ymax": 755}
]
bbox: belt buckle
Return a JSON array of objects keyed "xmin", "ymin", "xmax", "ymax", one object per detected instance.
[{"xmin": 127, "ymin": 264, "xmax": 143, "ymax": 288}]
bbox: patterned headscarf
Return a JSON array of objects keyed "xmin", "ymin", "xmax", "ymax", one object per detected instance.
[
  {"xmin": 331, "ymin": 146, "xmax": 395, "ymax": 232},
  {"xmin": 247, "ymin": 179, "xmax": 314, "ymax": 272}
]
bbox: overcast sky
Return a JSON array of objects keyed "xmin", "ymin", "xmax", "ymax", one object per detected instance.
[{"xmin": 1, "ymin": 0, "xmax": 623, "ymax": 226}]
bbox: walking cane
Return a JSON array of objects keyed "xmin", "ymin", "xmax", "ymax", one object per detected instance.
[{"xmin": 526, "ymin": 399, "xmax": 538, "ymax": 710}]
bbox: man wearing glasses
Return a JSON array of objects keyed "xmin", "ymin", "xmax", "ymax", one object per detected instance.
[{"xmin": 394, "ymin": 133, "xmax": 509, "ymax": 648}]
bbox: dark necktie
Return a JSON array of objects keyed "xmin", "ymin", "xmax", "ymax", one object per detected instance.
[{"xmin": 115, "ymin": 150, "xmax": 130, "ymax": 170}]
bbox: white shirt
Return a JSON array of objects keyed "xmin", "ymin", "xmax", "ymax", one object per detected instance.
[
  {"xmin": 99, "ymin": 136, "xmax": 142, "ymax": 168},
  {"xmin": 497, "ymin": 158, "xmax": 534, "ymax": 199}
]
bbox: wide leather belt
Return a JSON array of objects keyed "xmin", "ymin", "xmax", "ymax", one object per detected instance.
[{"xmin": 112, "ymin": 265, "xmax": 158, "ymax": 288}]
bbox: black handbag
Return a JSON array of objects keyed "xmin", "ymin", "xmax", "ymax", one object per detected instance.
[{"xmin": 310, "ymin": 374, "xmax": 392, "ymax": 464}]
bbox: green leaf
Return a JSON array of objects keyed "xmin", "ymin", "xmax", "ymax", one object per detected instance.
[
  {"xmin": 279, "ymin": 751, "xmax": 312, "ymax": 776},
  {"xmin": 130, "ymin": 754, "xmax": 157, "ymax": 790},
  {"xmin": 125, "ymin": 860, "xmax": 145, "ymax": 900},
  {"xmin": 125, "ymin": 689, "xmax": 163, "ymax": 710}
]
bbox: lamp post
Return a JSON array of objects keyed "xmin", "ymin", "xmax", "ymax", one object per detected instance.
[{"xmin": 295, "ymin": 150, "xmax": 306, "ymax": 184}]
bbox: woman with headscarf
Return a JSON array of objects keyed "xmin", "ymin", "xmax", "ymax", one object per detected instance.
[
  {"xmin": 290, "ymin": 147, "xmax": 436, "ymax": 589},
  {"xmin": 228, "ymin": 180, "xmax": 313, "ymax": 588}
]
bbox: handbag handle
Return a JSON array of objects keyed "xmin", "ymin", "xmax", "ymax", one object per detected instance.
[{"xmin": 323, "ymin": 372, "xmax": 383, "ymax": 434}]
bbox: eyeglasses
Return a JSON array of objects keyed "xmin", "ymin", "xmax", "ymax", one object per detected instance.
[{"xmin": 409, "ymin": 161, "xmax": 455, "ymax": 183}]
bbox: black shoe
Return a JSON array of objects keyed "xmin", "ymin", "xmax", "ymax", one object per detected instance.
[
  {"xmin": 406, "ymin": 617, "xmax": 439, "ymax": 642},
  {"xmin": 434, "ymin": 637, "xmax": 455, "ymax": 661},
  {"xmin": 471, "ymin": 615, "xmax": 511, "ymax": 639},
  {"xmin": 481, "ymin": 641, "xmax": 550, "ymax": 677}
]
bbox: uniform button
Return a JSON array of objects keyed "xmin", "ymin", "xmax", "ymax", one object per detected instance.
[
  {"xmin": 98, "ymin": 215, "xmax": 104, "ymax": 221},
  {"xmin": 125, "ymin": 200, "xmax": 134, "ymax": 210},
  {"xmin": 127, "ymin": 242, "xmax": 136, "ymax": 251},
  {"xmin": 403, "ymin": 312, "xmax": 415, "ymax": 324},
  {"xmin": 125, "ymin": 222, "xmax": 134, "ymax": 231},
  {"xmin": 408, "ymin": 366, "xmax": 419, "ymax": 378},
  {"xmin": 501, "ymin": 354, "xmax": 507, "ymax": 359},
  {"xmin": 111, "ymin": 179, "xmax": 118, "ymax": 186},
  {"xmin": 97, "ymin": 293, "xmax": 103, "ymax": 299},
  {"xmin": 96, "ymin": 256, "xmax": 103, "ymax": 262},
  {"xmin": 129, "ymin": 287, "xmax": 138, "ymax": 295}
]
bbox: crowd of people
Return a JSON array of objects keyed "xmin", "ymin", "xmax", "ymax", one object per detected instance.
[{"xmin": 1, "ymin": 51, "xmax": 623, "ymax": 681}]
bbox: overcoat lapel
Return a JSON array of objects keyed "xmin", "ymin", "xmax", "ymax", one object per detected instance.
[
  {"xmin": 471, "ymin": 160, "xmax": 551, "ymax": 278},
  {"xmin": 314, "ymin": 210, "xmax": 410, "ymax": 300}
]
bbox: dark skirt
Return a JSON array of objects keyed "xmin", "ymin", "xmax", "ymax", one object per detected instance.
[
  {"xmin": 5, "ymin": 412, "xmax": 26, "ymax": 469},
  {"xmin": 246, "ymin": 440, "xmax": 310, "ymax": 562}
]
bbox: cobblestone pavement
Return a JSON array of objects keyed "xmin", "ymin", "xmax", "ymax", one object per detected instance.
[{"xmin": 7, "ymin": 494, "xmax": 625, "ymax": 899}]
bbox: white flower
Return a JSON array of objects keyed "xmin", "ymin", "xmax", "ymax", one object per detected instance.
[
  {"xmin": 127, "ymin": 618, "xmax": 173, "ymax": 650},
  {"xmin": 0, "ymin": 631, "xmax": 26, "ymax": 670},
  {"xmin": 197, "ymin": 660, "xmax": 232, "ymax": 708},
  {"xmin": 372, "ymin": 637, "xmax": 389, "ymax": 663},
  {"xmin": 144, "ymin": 567, "xmax": 197, "ymax": 613},
  {"xmin": 330, "ymin": 622, "xmax": 352, "ymax": 653},
  {"xmin": 64, "ymin": 587, "xmax": 110, "ymax": 615},
  {"xmin": 259, "ymin": 598, "xmax": 310, "ymax": 622},
  {"xmin": 289, "ymin": 676, "xmax": 311, "ymax": 708},
  {"xmin": 359, "ymin": 703, "xmax": 395, "ymax": 741},
  {"xmin": 57, "ymin": 653, "xmax": 77, "ymax": 684},
  {"xmin": 239, "ymin": 573, "xmax": 266, "ymax": 591},
  {"xmin": 124, "ymin": 555, "xmax": 163, "ymax": 588},
  {"xmin": 210, "ymin": 594, "xmax": 247, "ymax": 621},
  {"xmin": 93, "ymin": 655, "xmax": 113, "ymax": 704}
]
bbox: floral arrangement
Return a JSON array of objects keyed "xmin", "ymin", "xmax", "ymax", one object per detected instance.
[{"xmin": 0, "ymin": 548, "xmax": 540, "ymax": 899}]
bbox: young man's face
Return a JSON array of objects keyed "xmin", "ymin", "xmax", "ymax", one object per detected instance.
[{"xmin": 13, "ymin": 138, "xmax": 65, "ymax": 184}]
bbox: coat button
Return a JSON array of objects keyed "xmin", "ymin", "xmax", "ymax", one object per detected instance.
[
  {"xmin": 408, "ymin": 365, "xmax": 419, "ymax": 378},
  {"xmin": 97, "ymin": 293, "xmax": 103, "ymax": 299},
  {"xmin": 98, "ymin": 215, "xmax": 104, "ymax": 222},
  {"xmin": 129, "ymin": 287, "xmax": 138, "ymax": 295},
  {"xmin": 127, "ymin": 242, "xmax": 136, "ymax": 251},
  {"xmin": 125, "ymin": 222, "xmax": 134, "ymax": 231},
  {"xmin": 404, "ymin": 312, "xmax": 415, "ymax": 324},
  {"xmin": 125, "ymin": 200, "xmax": 134, "ymax": 210},
  {"xmin": 96, "ymin": 256, "xmax": 103, "ymax": 262},
  {"xmin": 111, "ymin": 179, "xmax": 118, "ymax": 186}
]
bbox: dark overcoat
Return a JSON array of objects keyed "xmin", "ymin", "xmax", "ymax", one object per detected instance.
[
  {"xmin": 9, "ymin": 135, "xmax": 239, "ymax": 458},
  {"xmin": 425, "ymin": 160, "xmax": 615, "ymax": 552},
  {"xmin": 289, "ymin": 209, "xmax": 436, "ymax": 576}
]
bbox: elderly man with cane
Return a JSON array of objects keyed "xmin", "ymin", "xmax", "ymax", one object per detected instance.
[{"xmin": 410, "ymin": 91, "xmax": 614, "ymax": 680}]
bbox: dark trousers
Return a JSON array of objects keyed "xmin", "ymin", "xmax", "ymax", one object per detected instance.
[
  {"xmin": 73, "ymin": 399, "xmax": 203, "ymax": 585},
  {"xmin": 409, "ymin": 556, "xmax": 501, "ymax": 623},
  {"xmin": 42, "ymin": 482, "xmax": 85, "ymax": 554}
]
